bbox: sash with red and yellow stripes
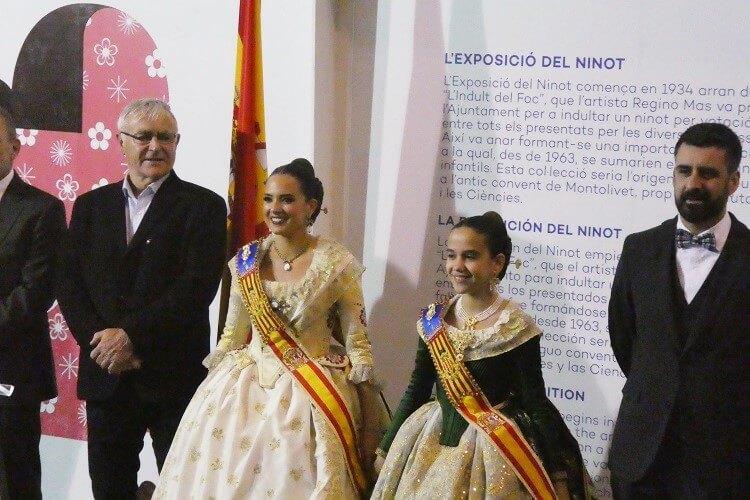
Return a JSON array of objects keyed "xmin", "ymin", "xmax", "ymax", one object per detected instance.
[
  {"xmin": 235, "ymin": 241, "xmax": 367, "ymax": 494},
  {"xmin": 418, "ymin": 303, "xmax": 557, "ymax": 500}
]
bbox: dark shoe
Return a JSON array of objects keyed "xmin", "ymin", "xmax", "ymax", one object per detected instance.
[{"xmin": 137, "ymin": 480, "xmax": 156, "ymax": 500}]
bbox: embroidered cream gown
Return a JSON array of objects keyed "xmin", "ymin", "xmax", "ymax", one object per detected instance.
[{"xmin": 154, "ymin": 237, "xmax": 375, "ymax": 499}]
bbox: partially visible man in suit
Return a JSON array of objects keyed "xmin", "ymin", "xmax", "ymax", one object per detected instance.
[
  {"xmin": 608, "ymin": 122, "xmax": 749, "ymax": 498},
  {"xmin": 0, "ymin": 82, "xmax": 66, "ymax": 499},
  {"xmin": 58, "ymin": 98, "xmax": 226, "ymax": 499}
]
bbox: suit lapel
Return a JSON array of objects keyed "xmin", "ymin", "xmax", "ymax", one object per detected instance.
[
  {"xmin": 651, "ymin": 218, "xmax": 682, "ymax": 354},
  {"xmin": 683, "ymin": 214, "xmax": 750, "ymax": 352},
  {"xmin": 0, "ymin": 175, "xmax": 30, "ymax": 245},
  {"xmin": 125, "ymin": 173, "xmax": 180, "ymax": 253},
  {"xmin": 104, "ymin": 180, "xmax": 127, "ymax": 256}
]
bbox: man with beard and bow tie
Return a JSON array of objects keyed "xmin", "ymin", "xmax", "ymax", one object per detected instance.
[{"xmin": 608, "ymin": 122, "xmax": 749, "ymax": 498}]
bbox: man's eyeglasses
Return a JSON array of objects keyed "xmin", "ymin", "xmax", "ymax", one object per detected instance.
[{"xmin": 119, "ymin": 130, "xmax": 179, "ymax": 145}]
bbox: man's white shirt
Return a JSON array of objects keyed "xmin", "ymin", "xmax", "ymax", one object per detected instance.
[
  {"xmin": 675, "ymin": 211, "xmax": 730, "ymax": 303},
  {"xmin": 122, "ymin": 173, "xmax": 170, "ymax": 244}
]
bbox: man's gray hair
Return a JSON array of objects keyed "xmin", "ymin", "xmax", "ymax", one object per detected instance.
[{"xmin": 117, "ymin": 98, "xmax": 176, "ymax": 131}]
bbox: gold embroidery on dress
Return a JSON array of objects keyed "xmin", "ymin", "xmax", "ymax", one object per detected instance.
[
  {"xmin": 209, "ymin": 458, "xmax": 223, "ymax": 471},
  {"xmin": 448, "ymin": 328, "xmax": 474, "ymax": 361},
  {"xmin": 211, "ymin": 428, "xmax": 224, "ymax": 440},
  {"xmin": 232, "ymin": 349, "xmax": 254, "ymax": 369},
  {"xmin": 239, "ymin": 437, "xmax": 252, "ymax": 452},
  {"xmin": 188, "ymin": 447, "xmax": 201, "ymax": 463},
  {"xmin": 289, "ymin": 416, "xmax": 303, "ymax": 432},
  {"xmin": 227, "ymin": 473, "xmax": 239, "ymax": 487},
  {"xmin": 252, "ymin": 464, "xmax": 262, "ymax": 475},
  {"xmin": 205, "ymin": 402, "xmax": 216, "ymax": 416},
  {"xmin": 445, "ymin": 308, "xmax": 530, "ymax": 362},
  {"xmin": 290, "ymin": 468, "xmax": 303, "ymax": 481},
  {"xmin": 269, "ymin": 438, "xmax": 281, "ymax": 450},
  {"xmin": 279, "ymin": 395, "xmax": 291, "ymax": 410},
  {"xmin": 253, "ymin": 402, "xmax": 265, "ymax": 415}
]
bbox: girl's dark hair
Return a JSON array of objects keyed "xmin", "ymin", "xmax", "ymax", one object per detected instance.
[
  {"xmin": 454, "ymin": 211, "xmax": 512, "ymax": 280},
  {"xmin": 270, "ymin": 158, "xmax": 324, "ymax": 224}
]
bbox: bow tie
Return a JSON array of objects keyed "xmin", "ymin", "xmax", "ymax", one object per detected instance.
[{"xmin": 675, "ymin": 228, "xmax": 718, "ymax": 252}]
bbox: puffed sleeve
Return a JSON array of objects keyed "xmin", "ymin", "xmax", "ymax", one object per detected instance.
[
  {"xmin": 336, "ymin": 268, "xmax": 375, "ymax": 383},
  {"xmin": 203, "ymin": 258, "xmax": 253, "ymax": 369}
]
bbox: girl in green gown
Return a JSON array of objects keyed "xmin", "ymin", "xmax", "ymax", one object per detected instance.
[{"xmin": 372, "ymin": 212, "xmax": 592, "ymax": 499}]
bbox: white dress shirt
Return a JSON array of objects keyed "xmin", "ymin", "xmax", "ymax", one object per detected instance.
[
  {"xmin": 122, "ymin": 173, "xmax": 170, "ymax": 244},
  {"xmin": 0, "ymin": 168, "xmax": 14, "ymax": 204},
  {"xmin": 675, "ymin": 211, "xmax": 731, "ymax": 303}
]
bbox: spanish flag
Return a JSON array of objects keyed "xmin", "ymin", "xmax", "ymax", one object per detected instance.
[
  {"xmin": 220, "ymin": 0, "xmax": 268, "ymax": 333},
  {"xmin": 229, "ymin": 0, "xmax": 267, "ymax": 248}
]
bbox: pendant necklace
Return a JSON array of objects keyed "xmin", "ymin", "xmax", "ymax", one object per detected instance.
[
  {"xmin": 272, "ymin": 239, "xmax": 309, "ymax": 271},
  {"xmin": 456, "ymin": 293, "xmax": 503, "ymax": 330}
]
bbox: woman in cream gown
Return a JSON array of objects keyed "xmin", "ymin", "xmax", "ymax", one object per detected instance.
[{"xmin": 154, "ymin": 159, "xmax": 382, "ymax": 499}]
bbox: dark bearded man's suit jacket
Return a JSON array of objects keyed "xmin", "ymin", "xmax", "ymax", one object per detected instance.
[
  {"xmin": 58, "ymin": 172, "xmax": 227, "ymax": 402},
  {"xmin": 608, "ymin": 213, "xmax": 749, "ymax": 494}
]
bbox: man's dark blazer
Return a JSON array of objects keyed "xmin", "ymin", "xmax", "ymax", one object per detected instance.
[
  {"xmin": 57, "ymin": 172, "xmax": 226, "ymax": 402},
  {"xmin": 608, "ymin": 213, "xmax": 749, "ymax": 489},
  {"xmin": 0, "ymin": 173, "xmax": 65, "ymax": 406}
]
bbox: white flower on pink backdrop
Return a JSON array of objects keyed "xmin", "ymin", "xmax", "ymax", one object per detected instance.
[
  {"xmin": 145, "ymin": 49, "xmax": 166, "ymax": 78},
  {"xmin": 59, "ymin": 353, "xmax": 79, "ymax": 380},
  {"xmin": 88, "ymin": 121, "xmax": 112, "ymax": 150},
  {"xmin": 107, "ymin": 76, "xmax": 130, "ymax": 103},
  {"xmin": 117, "ymin": 12, "xmax": 140, "ymax": 35},
  {"xmin": 48, "ymin": 312, "xmax": 70, "ymax": 341},
  {"xmin": 56, "ymin": 173, "xmax": 80, "ymax": 201},
  {"xmin": 16, "ymin": 129, "xmax": 38, "ymax": 146},
  {"xmin": 92, "ymin": 178, "xmax": 109, "ymax": 190},
  {"xmin": 82, "ymin": 70, "xmax": 91, "ymax": 90},
  {"xmin": 50, "ymin": 140, "xmax": 73, "ymax": 166},
  {"xmin": 77, "ymin": 402, "xmax": 87, "ymax": 426},
  {"xmin": 94, "ymin": 37, "xmax": 119, "ymax": 66},
  {"xmin": 15, "ymin": 163, "xmax": 35, "ymax": 184},
  {"xmin": 40, "ymin": 397, "xmax": 58, "ymax": 414}
]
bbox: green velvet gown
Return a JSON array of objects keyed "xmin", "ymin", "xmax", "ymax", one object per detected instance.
[{"xmin": 372, "ymin": 298, "xmax": 590, "ymax": 499}]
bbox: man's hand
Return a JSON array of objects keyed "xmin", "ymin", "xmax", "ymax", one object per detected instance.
[
  {"xmin": 90, "ymin": 328, "xmax": 141, "ymax": 374},
  {"xmin": 107, "ymin": 354, "xmax": 143, "ymax": 375}
]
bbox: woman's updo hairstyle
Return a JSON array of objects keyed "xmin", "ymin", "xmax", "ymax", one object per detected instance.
[
  {"xmin": 270, "ymin": 158, "xmax": 324, "ymax": 224},
  {"xmin": 453, "ymin": 211, "xmax": 512, "ymax": 280}
]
